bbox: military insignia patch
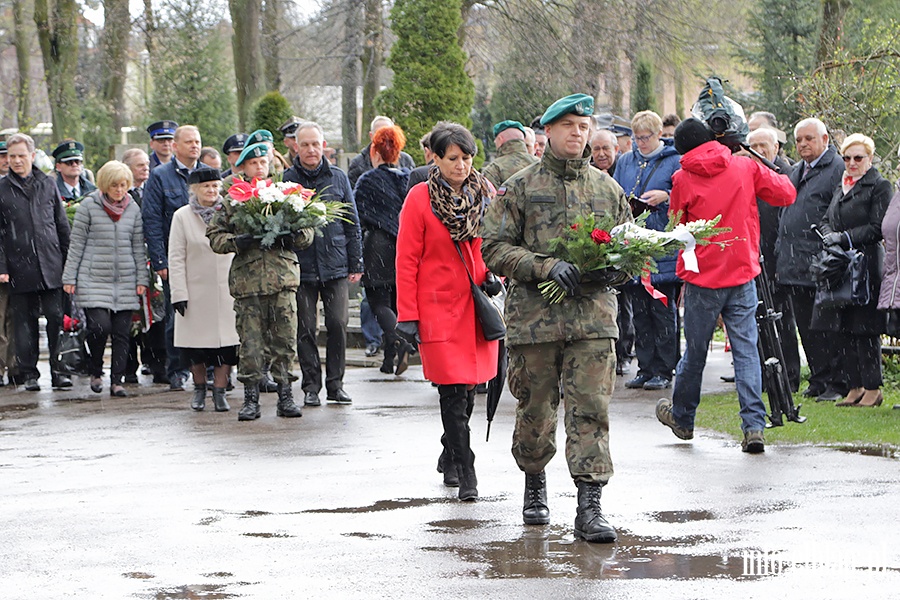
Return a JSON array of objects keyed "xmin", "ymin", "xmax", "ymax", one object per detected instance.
[{"xmin": 497, "ymin": 186, "xmax": 507, "ymax": 196}]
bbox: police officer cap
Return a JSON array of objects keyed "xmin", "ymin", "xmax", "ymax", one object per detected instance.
[
  {"xmin": 187, "ymin": 167, "xmax": 222, "ymax": 185},
  {"xmin": 279, "ymin": 117, "xmax": 303, "ymax": 138},
  {"xmin": 147, "ymin": 120, "xmax": 178, "ymax": 139},
  {"xmin": 0, "ymin": 141, "xmax": 6, "ymax": 155},
  {"xmin": 235, "ymin": 142, "xmax": 269, "ymax": 167},
  {"xmin": 610, "ymin": 125, "xmax": 633, "ymax": 138},
  {"xmin": 52, "ymin": 140, "xmax": 85, "ymax": 163},
  {"xmin": 540, "ymin": 94, "xmax": 595, "ymax": 126},
  {"xmin": 246, "ymin": 129, "xmax": 274, "ymax": 146},
  {"xmin": 492, "ymin": 120, "xmax": 526, "ymax": 138},
  {"xmin": 222, "ymin": 133, "xmax": 248, "ymax": 155}
]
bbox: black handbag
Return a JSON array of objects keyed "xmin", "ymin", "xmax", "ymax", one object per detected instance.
[
  {"xmin": 56, "ymin": 329, "xmax": 90, "ymax": 375},
  {"xmin": 454, "ymin": 242, "xmax": 506, "ymax": 341},
  {"xmin": 811, "ymin": 244, "xmax": 869, "ymax": 309}
]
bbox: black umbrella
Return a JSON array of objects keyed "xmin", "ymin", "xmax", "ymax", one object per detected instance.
[{"xmin": 485, "ymin": 339, "xmax": 507, "ymax": 442}]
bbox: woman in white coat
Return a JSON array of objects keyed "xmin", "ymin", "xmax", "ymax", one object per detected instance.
[{"xmin": 168, "ymin": 168, "xmax": 240, "ymax": 411}]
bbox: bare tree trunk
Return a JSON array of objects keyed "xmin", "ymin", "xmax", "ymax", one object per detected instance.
[
  {"xmin": 229, "ymin": 0, "xmax": 264, "ymax": 129},
  {"xmin": 142, "ymin": 0, "xmax": 156, "ymax": 54},
  {"xmin": 458, "ymin": 0, "xmax": 477, "ymax": 48},
  {"xmin": 262, "ymin": 0, "xmax": 281, "ymax": 92},
  {"xmin": 342, "ymin": 0, "xmax": 362, "ymax": 151},
  {"xmin": 34, "ymin": 0, "xmax": 82, "ymax": 140},
  {"xmin": 360, "ymin": 0, "xmax": 382, "ymax": 132},
  {"xmin": 816, "ymin": 0, "xmax": 852, "ymax": 65},
  {"xmin": 101, "ymin": 0, "xmax": 130, "ymax": 131},
  {"xmin": 13, "ymin": 0, "xmax": 31, "ymax": 128}
]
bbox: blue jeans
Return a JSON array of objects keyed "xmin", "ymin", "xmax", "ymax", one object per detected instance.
[{"xmin": 672, "ymin": 281, "xmax": 767, "ymax": 433}]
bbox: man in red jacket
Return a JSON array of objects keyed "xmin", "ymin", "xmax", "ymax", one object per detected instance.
[{"xmin": 655, "ymin": 118, "xmax": 796, "ymax": 453}]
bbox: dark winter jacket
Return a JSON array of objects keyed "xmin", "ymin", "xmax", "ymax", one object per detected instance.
[
  {"xmin": 669, "ymin": 141, "xmax": 795, "ymax": 289},
  {"xmin": 812, "ymin": 166, "xmax": 891, "ymax": 335},
  {"xmin": 613, "ymin": 138, "xmax": 681, "ymax": 284},
  {"xmin": 775, "ymin": 145, "xmax": 844, "ymax": 287},
  {"xmin": 56, "ymin": 172, "xmax": 97, "ymax": 202},
  {"xmin": 406, "ymin": 163, "xmax": 433, "ymax": 196},
  {"xmin": 355, "ymin": 164, "xmax": 410, "ymax": 287},
  {"xmin": 757, "ymin": 154, "xmax": 793, "ymax": 280},
  {"xmin": 284, "ymin": 156, "xmax": 364, "ymax": 283},
  {"xmin": 878, "ymin": 183, "xmax": 900, "ymax": 311},
  {"xmin": 0, "ymin": 168, "xmax": 71, "ymax": 294},
  {"xmin": 348, "ymin": 144, "xmax": 416, "ymax": 187},
  {"xmin": 142, "ymin": 159, "xmax": 192, "ymax": 272}
]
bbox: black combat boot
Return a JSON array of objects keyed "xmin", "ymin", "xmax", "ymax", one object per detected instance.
[
  {"xmin": 238, "ymin": 385, "xmax": 261, "ymax": 421},
  {"xmin": 439, "ymin": 384, "xmax": 477, "ymax": 501},
  {"xmin": 276, "ymin": 383, "xmax": 303, "ymax": 418},
  {"xmin": 258, "ymin": 368, "xmax": 278, "ymax": 393},
  {"xmin": 574, "ymin": 481, "xmax": 617, "ymax": 543},
  {"xmin": 191, "ymin": 383, "xmax": 207, "ymax": 411},
  {"xmin": 212, "ymin": 387, "xmax": 230, "ymax": 412},
  {"xmin": 523, "ymin": 471, "xmax": 550, "ymax": 525}
]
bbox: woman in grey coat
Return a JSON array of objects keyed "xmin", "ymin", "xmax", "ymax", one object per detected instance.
[{"xmin": 63, "ymin": 161, "xmax": 149, "ymax": 397}]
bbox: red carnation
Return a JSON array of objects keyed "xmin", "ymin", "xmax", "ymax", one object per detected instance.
[
  {"xmin": 570, "ymin": 223, "xmax": 580, "ymax": 230},
  {"xmin": 591, "ymin": 229, "xmax": 612, "ymax": 244}
]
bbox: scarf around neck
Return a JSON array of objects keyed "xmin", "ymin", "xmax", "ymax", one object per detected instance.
[
  {"xmin": 101, "ymin": 192, "xmax": 130, "ymax": 222},
  {"xmin": 427, "ymin": 165, "xmax": 492, "ymax": 242},
  {"xmin": 189, "ymin": 195, "xmax": 220, "ymax": 225},
  {"xmin": 842, "ymin": 168, "xmax": 867, "ymax": 195}
]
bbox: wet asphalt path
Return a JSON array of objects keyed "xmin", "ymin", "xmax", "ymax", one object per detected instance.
[{"xmin": 1, "ymin": 347, "xmax": 898, "ymax": 599}]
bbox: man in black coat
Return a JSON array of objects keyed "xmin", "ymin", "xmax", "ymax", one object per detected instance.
[
  {"xmin": 775, "ymin": 118, "xmax": 846, "ymax": 401},
  {"xmin": 0, "ymin": 133, "xmax": 72, "ymax": 391},
  {"xmin": 283, "ymin": 121, "xmax": 364, "ymax": 406},
  {"xmin": 348, "ymin": 116, "xmax": 416, "ymax": 187}
]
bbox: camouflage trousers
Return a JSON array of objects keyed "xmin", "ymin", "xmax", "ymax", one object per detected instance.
[
  {"xmin": 233, "ymin": 291, "xmax": 299, "ymax": 386},
  {"xmin": 507, "ymin": 338, "xmax": 615, "ymax": 484}
]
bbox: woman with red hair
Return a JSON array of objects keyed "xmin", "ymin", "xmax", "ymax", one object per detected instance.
[{"xmin": 354, "ymin": 125, "xmax": 415, "ymax": 375}]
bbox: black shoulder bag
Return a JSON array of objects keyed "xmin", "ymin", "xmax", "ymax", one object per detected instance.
[{"xmin": 454, "ymin": 242, "xmax": 506, "ymax": 341}]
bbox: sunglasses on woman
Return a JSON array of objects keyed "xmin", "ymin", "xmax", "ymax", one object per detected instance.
[{"xmin": 843, "ymin": 155, "xmax": 867, "ymax": 163}]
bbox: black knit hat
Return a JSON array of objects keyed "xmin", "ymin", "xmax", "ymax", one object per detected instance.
[
  {"xmin": 674, "ymin": 118, "xmax": 714, "ymax": 155},
  {"xmin": 187, "ymin": 167, "xmax": 222, "ymax": 184}
]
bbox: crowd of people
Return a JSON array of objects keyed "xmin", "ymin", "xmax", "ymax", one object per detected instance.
[{"xmin": 0, "ymin": 91, "xmax": 899, "ymax": 544}]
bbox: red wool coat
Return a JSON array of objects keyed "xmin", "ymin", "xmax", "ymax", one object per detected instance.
[{"xmin": 396, "ymin": 183, "xmax": 499, "ymax": 385}]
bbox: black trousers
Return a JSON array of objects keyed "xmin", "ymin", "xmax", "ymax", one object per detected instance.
[
  {"xmin": 366, "ymin": 285, "xmax": 400, "ymax": 361},
  {"xmin": 10, "ymin": 288, "xmax": 64, "ymax": 380},
  {"xmin": 628, "ymin": 283, "xmax": 680, "ymax": 379},
  {"xmin": 845, "ymin": 334, "xmax": 882, "ymax": 389},
  {"xmin": 615, "ymin": 289, "xmax": 635, "ymax": 363},
  {"xmin": 84, "ymin": 308, "xmax": 133, "ymax": 383},
  {"xmin": 162, "ymin": 278, "xmax": 187, "ymax": 380},
  {"xmin": 783, "ymin": 285, "xmax": 847, "ymax": 394},
  {"xmin": 297, "ymin": 278, "xmax": 349, "ymax": 394}
]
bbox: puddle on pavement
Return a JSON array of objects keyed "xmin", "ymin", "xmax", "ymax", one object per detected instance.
[
  {"xmin": 342, "ymin": 531, "xmax": 392, "ymax": 539},
  {"xmin": 647, "ymin": 510, "xmax": 716, "ymax": 523},
  {"xmin": 240, "ymin": 510, "xmax": 271, "ymax": 518},
  {"xmin": 145, "ymin": 584, "xmax": 240, "ymax": 599},
  {"xmin": 304, "ymin": 497, "xmax": 446, "ymax": 514},
  {"xmin": 0, "ymin": 402, "xmax": 39, "ymax": 414},
  {"xmin": 836, "ymin": 444, "xmax": 898, "ymax": 459},
  {"xmin": 425, "ymin": 528, "xmax": 747, "ymax": 580},
  {"xmin": 241, "ymin": 532, "xmax": 293, "ymax": 538},
  {"xmin": 427, "ymin": 519, "xmax": 501, "ymax": 534},
  {"xmin": 124, "ymin": 572, "xmax": 155, "ymax": 579},
  {"xmin": 202, "ymin": 573, "xmax": 233, "ymax": 578}
]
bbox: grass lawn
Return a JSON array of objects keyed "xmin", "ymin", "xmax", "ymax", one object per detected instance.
[{"xmin": 694, "ymin": 390, "xmax": 900, "ymax": 450}]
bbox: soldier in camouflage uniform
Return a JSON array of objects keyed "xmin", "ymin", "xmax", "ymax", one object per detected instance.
[
  {"xmin": 207, "ymin": 143, "xmax": 315, "ymax": 421},
  {"xmin": 480, "ymin": 120, "xmax": 539, "ymax": 189},
  {"xmin": 481, "ymin": 94, "xmax": 632, "ymax": 543}
]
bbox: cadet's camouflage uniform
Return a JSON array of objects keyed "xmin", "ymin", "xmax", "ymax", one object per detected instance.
[
  {"xmin": 481, "ymin": 145, "xmax": 631, "ymax": 484},
  {"xmin": 481, "ymin": 139, "xmax": 540, "ymax": 189},
  {"xmin": 206, "ymin": 202, "xmax": 314, "ymax": 386}
]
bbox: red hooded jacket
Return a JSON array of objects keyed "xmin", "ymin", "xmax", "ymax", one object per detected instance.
[{"xmin": 670, "ymin": 141, "xmax": 796, "ymax": 289}]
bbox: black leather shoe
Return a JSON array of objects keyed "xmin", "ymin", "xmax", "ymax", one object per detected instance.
[
  {"xmin": 437, "ymin": 450, "xmax": 459, "ymax": 487},
  {"xmin": 110, "ymin": 384, "xmax": 128, "ymax": 398},
  {"xmin": 169, "ymin": 374, "xmax": 185, "ymax": 391},
  {"xmin": 191, "ymin": 383, "xmax": 207, "ymax": 411},
  {"xmin": 51, "ymin": 374, "xmax": 73, "ymax": 389},
  {"xmin": 238, "ymin": 386, "xmax": 261, "ymax": 421},
  {"xmin": 802, "ymin": 385, "xmax": 824, "ymax": 398},
  {"xmin": 124, "ymin": 374, "xmax": 139, "ymax": 384},
  {"xmin": 212, "ymin": 387, "xmax": 230, "ymax": 412},
  {"xmin": 625, "ymin": 374, "xmax": 651, "ymax": 389},
  {"xmin": 303, "ymin": 391, "xmax": 321, "ymax": 407},
  {"xmin": 395, "ymin": 341, "xmax": 411, "ymax": 375},
  {"xmin": 643, "ymin": 376, "xmax": 671, "ymax": 390},
  {"xmin": 152, "ymin": 373, "xmax": 170, "ymax": 385},
  {"xmin": 523, "ymin": 471, "xmax": 550, "ymax": 525},
  {"xmin": 327, "ymin": 389, "xmax": 352, "ymax": 404},
  {"xmin": 258, "ymin": 373, "xmax": 278, "ymax": 393},
  {"xmin": 276, "ymin": 383, "xmax": 303, "ymax": 418},
  {"xmin": 574, "ymin": 482, "xmax": 617, "ymax": 543},
  {"xmin": 90, "ymin": 377, "xmax": 103, "ymax": 393},
  {"xmin": 817, "ymin": 388, "xmax": 843, "ymax": 402},
  {"xmin": 24, "ymin": 378, "xmax": 41, "ymax": 391},
  {"xmin": 365, "ymin": 343, "xmax": 380, "ymax": 357}
]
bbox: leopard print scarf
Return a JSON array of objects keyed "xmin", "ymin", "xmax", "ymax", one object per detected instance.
[{"xmin": 427, "ymin": 165, "xmax": 493, "ymax": 242}]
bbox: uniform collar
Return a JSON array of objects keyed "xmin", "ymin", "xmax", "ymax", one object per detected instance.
[{"xmin": 542, "ymin": 143, "xmax": 591, "ymax": 180}]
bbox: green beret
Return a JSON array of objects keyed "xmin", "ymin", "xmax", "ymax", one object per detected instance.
[
  {"xmin": 492, "ymin": 120, "xmax": 526, "ymax": 138},
  {"xmin": 235, "ymin": 142, "xmax": 269, "ymax": 167},
  {"xmin": 246, "ymin": 129, "xmax": 274, "ymax": 146},
  {"xmin": 52, "ymin": 140, "xmax": 85, "ymax": 163},
  {"xmin": 540, "ymin": 93, "xmax": 595, "ymax": 126},
  {"xmin": 0, "ymin": 141, "xmax": 6, "ymax": 155}
]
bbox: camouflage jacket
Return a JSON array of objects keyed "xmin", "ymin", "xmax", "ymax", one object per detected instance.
[
  {"xmin": 206, "ymin": 201, "xmax": 314, "ymax": 299},
  {"xmin": 481, "ymin": 145, "xmax": 632, "ymax": 345},
  {"xmin": 481, "ymin": 139, "xmax": 540, "ymax": 189}
]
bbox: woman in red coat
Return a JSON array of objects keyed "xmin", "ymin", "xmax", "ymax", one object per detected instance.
[{"xmin": 396, "ymin": 122, "xmax": 500, "ymax": 501}]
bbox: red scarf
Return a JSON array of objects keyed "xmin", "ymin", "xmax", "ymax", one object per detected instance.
[{"xmin": 101, "ymin": 193, "xmax": 131, "ymax": 222}]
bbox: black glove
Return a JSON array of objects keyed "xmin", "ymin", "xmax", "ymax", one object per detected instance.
[
  {"xmin": 822, "ymin": 231, "xmax": 850, "ymax": 250},
  {"xmin": 582, "ymin": 268, "xmax": 632, "ymax": 287},
  {"xmin": 395, "ymin": 321, "xmax": 421, "ymax": 344},
  {"xmin": 234, "ymin": 233, "xmax": 257, "ymax": 251},
  {"xmin": 548, "ymin": 260, "xmax": 580, "ymax": 296},
  {"xmin": 481, "ymin": 272, "xmax": 503, "ymax": 296},
  {"xmin": 276, "ymin": 233, "xmax": 296, "ymax": 249},
  {"xmin": 173, "ymin": 301, "xmax": 187, "ymax": 316}
]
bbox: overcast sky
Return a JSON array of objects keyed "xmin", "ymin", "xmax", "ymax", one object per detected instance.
[{"xmin": 83, "ymin": 0, "xmax": 323, "ymax": 27}]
